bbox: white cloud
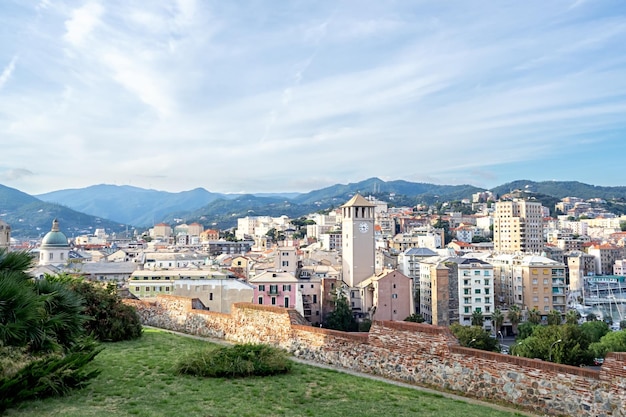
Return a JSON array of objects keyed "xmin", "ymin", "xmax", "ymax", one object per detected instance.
[
  {"xmin": 1, "ymin": 0, "xmax": 626, "ymax": 194},
  {"xmin": 63, "ymin": 2, "xmax": 104, "ymax": 46},
  {"xmin": 0, "ymin": 56, "xmax": 17, "ymax": 91}
]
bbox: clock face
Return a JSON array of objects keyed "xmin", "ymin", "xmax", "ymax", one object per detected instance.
[{"xmin": 358, "ymin": 222, "xmax": 369, "ymax": 233}]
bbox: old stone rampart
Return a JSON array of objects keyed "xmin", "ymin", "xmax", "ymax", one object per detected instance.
[{"xmin": 126, "ymin": 295, "xmax": 626, "ymax": 417}]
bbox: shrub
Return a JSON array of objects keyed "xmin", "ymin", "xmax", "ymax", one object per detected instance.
[
  {"xmin": 0, "ymin": 338, "xmax": 102, "ymax": 413},
  {"xmin": 47, "ymin": 276, "xmax": 143, "ymax": 342},
  {"xmin": 176, "ymin": 344, "xmax": 292, "ymax": 378}
]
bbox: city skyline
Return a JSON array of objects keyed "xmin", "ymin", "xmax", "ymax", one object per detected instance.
[{"xmin": 1, "ymin": 1, "xmax": 625, "ymax": 195}]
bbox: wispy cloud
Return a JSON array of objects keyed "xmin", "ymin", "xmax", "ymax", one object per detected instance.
[
  {"xmin": 1, "ymin": 0, "xmax": 625, "ymax": 194},
  {"xmin": 0, "ymin": 56, "xmax": 17, "ymax": 91}
]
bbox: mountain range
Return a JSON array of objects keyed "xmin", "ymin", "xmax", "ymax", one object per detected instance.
[{"xmin": 2, "ymin": 178, "xmax": 626, "ymax": 239}]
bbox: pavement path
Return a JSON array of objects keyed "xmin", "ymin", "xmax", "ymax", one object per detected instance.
[{"xmin": 144, "ymin": 326, "xmax": 544, "ymax": 417}]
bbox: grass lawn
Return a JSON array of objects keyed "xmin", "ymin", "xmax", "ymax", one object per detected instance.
[{"xmin": 5, "ymin": 329, "xmax": 528, "ymax": 417}]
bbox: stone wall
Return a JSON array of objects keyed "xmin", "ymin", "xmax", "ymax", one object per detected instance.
[{"xmin": 126, "ymin": 295, "xmax": 626, "ymax": 417}]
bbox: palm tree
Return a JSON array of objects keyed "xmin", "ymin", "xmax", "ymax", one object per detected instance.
[
  {"xmin": 0, "ymin": 249, "xmax": 43, "ymax": 348},
  {"xmin": 471, "ymin": 309, "xmax": 485, "ymax": 327},
  {"xmin": 547, "ymin": 310, "xmax": 562, "ymax": 326},
  {"xmin": 565, "ymin": 309, "xmax": 580, "ymax": 325},
  {"xmin": 491, "ymin": 309, "xmax": 504, "ymax": 334},
  {"xmin": 0, "ymin": 249, "xmax": 88, "ymax": 353},
  {"xmin": 527, "ymin": 308, "xmax": 542, "ymax": 325},
  {"xmin": 507, "ymin": 305, "xmax": 521, "ymax": 335}
]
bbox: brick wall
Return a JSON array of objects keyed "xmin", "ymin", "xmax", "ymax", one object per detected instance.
[{"xmin": 126, "ymin": 295, "xmax": 626, "ymax": 417}]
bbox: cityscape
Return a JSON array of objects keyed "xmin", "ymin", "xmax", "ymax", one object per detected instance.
[{"xmin": 2, "ymin": 1, "xmax": 626, "ymax": 416}]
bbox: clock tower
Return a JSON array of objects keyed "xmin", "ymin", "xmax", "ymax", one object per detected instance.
[{"xmin": 341, "ymin": 194, "xmax": 376, "ymax": 287}]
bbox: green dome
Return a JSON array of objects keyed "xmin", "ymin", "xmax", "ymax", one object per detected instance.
[{"xmin": 41, "ymin": 219, "xmax": 69, "ymax": 248}]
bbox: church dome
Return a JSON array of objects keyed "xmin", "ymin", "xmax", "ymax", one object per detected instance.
[{"xmin": 41, "ymin": 219, "xmax": 69, "ymax": 248}]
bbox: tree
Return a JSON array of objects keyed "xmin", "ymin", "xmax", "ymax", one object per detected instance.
[
  {"xmin": 449, "ymin": 324, "xmax": 499, "ymax": 352},
  {"xmin": 404, "ymin": 313, "xmax": 425, "ymax": 323},
  {"xmin": 517, "ymin": 322, "xmax": 539, "ymax": 340},
  {"xmin": 590, "ymin": 330, "xmax": 626, "ymax": 358},
  {"xmin": 513, "ymin": 324, "xmax": 593, "ymax": 366},
  {"xmin": 580, "ymin": 320, "xmax": 610, "ymax": 344},
  {"xmin": 565, "ymin": 310, "xmax": 581, "ymax": 325},
  {"xmin": 471, "ymin": 309, "xmax": 484, "ymax": 327},
  {"xmin": 323, "ymin": 292, "xmax": 358, "ymax": 332},
  {"xmin": 586, "ymin": 312, "xmax": 597, "ymax": 322},
  {"xmin": 547, "ymin": 310, "xmax": 562, "ymax": 326},
  {"xmin": 491, "ymin": 309, "xmax": 504, "ymax": 334},
  {"xmin": 507, "ymin": 305, "xmax": 522, "ymax": 335},
  {"xmin": 620, "ymin": 320, "xmax": 626, "ymax": 330},
  {"xmin": 527, "ymin": 308, "xmax": 542, "ymax": 325}
]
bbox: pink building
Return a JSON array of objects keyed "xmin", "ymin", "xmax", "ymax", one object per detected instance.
[
  {"xmin": 357, "ymin": 269, "xmax": 413, "ymax": 321},
  {"xmin": 249, "ymin": 271, "xmax": 298, "ymax": 309}
]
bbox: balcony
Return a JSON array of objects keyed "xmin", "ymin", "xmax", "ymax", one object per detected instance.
[{"xmin": 267, "ymin": 289, "xmax": 281, "ymax": 296}]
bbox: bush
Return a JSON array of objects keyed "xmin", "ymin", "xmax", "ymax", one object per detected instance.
[
  {"xmin": 0, "ymin": 338, "xmax": 102, "ymax": 413},
  {"xmin": 176, "ymin": 344, "xmax": 292, "ymax": 378},
  {"xmin": 49, "ymin": 277, "xmax": 143, "ymax": 342}
]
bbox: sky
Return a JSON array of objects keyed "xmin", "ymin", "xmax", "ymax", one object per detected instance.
[{"xmin": 1, "ymin": 0, "xmax": 625, "ymax": 196}]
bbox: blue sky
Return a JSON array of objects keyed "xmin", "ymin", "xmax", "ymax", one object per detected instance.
[{"xmin": 1, "ymin": 0, "xmax": 625, "ymax": 195}]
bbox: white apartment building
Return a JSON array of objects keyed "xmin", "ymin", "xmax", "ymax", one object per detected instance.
[
  {"xmin": 493, "ymin": 200, "xmax": 544, "ymax": 254},
  {"xmin": 456, "ymin": 258, "xmax": 495, "ymax": 329}
]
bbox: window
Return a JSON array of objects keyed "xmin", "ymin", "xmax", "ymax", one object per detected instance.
[
  {"xmin": 532, "ymin": 278, "xmax": 538, "ymax": 284},
  {"xmin": 49, "ymin": 253, "xmax": 53, "ymax": 260},
  {"xmin": 282, "ymin": 261, "xmax": 289, "ymax": 267},
  {"xmin": 533, "ymin": 296, "xmax": 539, "ymax": 302},
  {"xmin": 313, "ymin": 294, "xmax": 317, "ymax": 303},
  {"xmin": 282, "ymin": 284, "xmax": 291, "ymax": 291},
  {"xmin": 475, "ymin": 298, "xmax": 481, "ymax": 303},
  {"xmin": 543, "ymin": 279, "xmax": 549, "ymax": 285},
  {"xmin": 484, "ymin": 279, "xmax": 490, "ymax": 286},
  {"xmin": 485, "ymin": 288, "xmax": 490, "ymax": 294},
  {"xmin": 464, "ymin": 280, "xmax": 470, "ymax": 285},
  {"xmin": 258, "ymin": 285, "xmax": 265, "ymax": 291},
  {"xmin": 209, "ymin": 293, "xmax": 213, "ymax": 301},
  {"xmin": 464, "ymin": 307, "xmax": 470, "ymax": 313},
  {"xmin": 284, "ymin": 298, "xmax": 289, "ymax": 308},
  {"xmin": 271, "ymin": 297, "xmax": 276, "ymax": 305},
  {"xmin": 464, "ymin": 297, "xmax": 471, "ymax": 304},
  {"xmin": 392, "ymin": 294, "xmax": 398, "ymax": 299},
  {"xmin": 485, "ymin": 297, "xmax": 490, "ymax": 303},
  {"xmin": 135, "ymin": 287, "xmax": 140, "ymax": 292},
  {"xmin": 269, "ymin": 285, "xmax": 278, "ymax": 294},
  {"xmin": 393, "ymin": 283, "xmax": 396, "ymax": 289},
  {"xmin": 474, "ymin": 271, "xmax": 480, "ymax": 276},
  {"xmin": 464, "ymin": 288, "xmax": 470, "ymax": 295},
  {"xmin": 258, "ymin": 296, "xmax": 263, "ymax": 305},
  {"xmin": 300, "ymin": 284, "xmax": 304, "ymax": 288},
  {"xmin": 484, "ymin": 271, "xmax": 490, "ymax": 276},
  {"xmin": 475, "ymin": 289, "xmax": 481, "ymax": 294},
  {"xmin": 165, "ymin": 287, "xmax": 170, "ymax": 292},
  {"xmin": 311, "ymin": 284, "xmax": 314, "ymax": 288}
]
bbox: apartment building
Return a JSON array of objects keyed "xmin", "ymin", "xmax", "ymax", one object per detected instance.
[
  {"xmin": 588, "ymin": 243, "xmax": 624, "ymax": 275},
  {"xmin": 455, "ymin": 258, "xmax": 495, "ymax": 328},
  {"xmin": 493, "ymin": 200, "xmax": 544, "ymax": 253},
  {"xmin": 517, "ymin": 255, "xmax": 567, "ymax": 316}
]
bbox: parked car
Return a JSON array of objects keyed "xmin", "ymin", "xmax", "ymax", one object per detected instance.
[{"xmin": 593, "ymin": 358, "xmax": 604, "ymax": 366}]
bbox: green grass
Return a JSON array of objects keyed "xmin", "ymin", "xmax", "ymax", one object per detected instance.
[{"xmin": 4, "ymin": 329, "xmax": 527, "ymax": 417}]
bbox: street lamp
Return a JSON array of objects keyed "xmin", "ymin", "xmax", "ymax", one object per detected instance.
[
  {"xmin": 549, "ymin": 339, "xmax": 562, "ymax": 362},
  {"xmin": 468, "ymin": 338, "xmax": 476, "ymax": 347}
]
